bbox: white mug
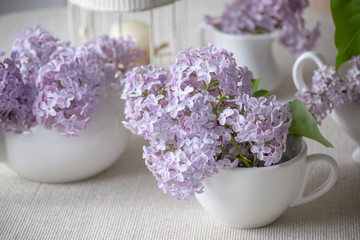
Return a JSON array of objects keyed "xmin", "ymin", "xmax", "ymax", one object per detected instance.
[
  {"xmin": 199, "ymin": 23, "xmax": 281, "ymax": 92},
  {"xmin": 292, "ymin": 51, "xmax": 360, "ymax": 163},
  {"xmin": 195, "ymin": 136, "xmax": 338, "ymax": 228},
  {"xmin": 0, "ymin": 91, "xmax": 130, "ymax": 183}
]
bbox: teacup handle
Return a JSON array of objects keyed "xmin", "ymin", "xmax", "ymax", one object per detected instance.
[
  {"xmin": 290, "ymin": 154, "xmax": 339, "ymax": 207},
  {"xmin": 292, "ymin": 51, "xmax": 327, "ymax": 91}
]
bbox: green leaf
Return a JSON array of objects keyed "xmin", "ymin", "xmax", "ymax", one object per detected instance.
[
  {"xmin": 251, "ymin": 77, "xmax": 261, "ymax": 92},
  {"xmin": 253, "ymin": 89, "xmax": 270, "ymax": 98},
  {"xmin": 251, "ymin": 29, "xmax": 267, "ymax": 35},
  {"xmin": 331, "ymin": 0, "xmax": 360, "ymax": 70},
  {"xmin": 288, "ymin": 99, "xmax": 334, "ymax": 148}
]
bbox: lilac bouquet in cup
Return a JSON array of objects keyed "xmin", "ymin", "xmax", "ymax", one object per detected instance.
[
  {"xmin": 0, "ymin": 25, "xmax": 143, "ymax": 136},
  {"xmin": 122, "ymin": 45, "xmax": 332, "ymax": 200},
  {"xmin": 296, "ymin": 58, "xmax": 360, "ymax": 124},
  {"xmin": 296, "ymin": 0, "xmax": 360, "ymax": 124},
  {"xmin": 205, "ymin": 0, "xmax": 320, "ymax": 56}
]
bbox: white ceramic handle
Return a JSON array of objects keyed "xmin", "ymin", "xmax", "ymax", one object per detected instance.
[
  {"xmin": 292, "ymin": 51, "xmax": 327, "ymax": 91},
  {"xmin": 290, "ymin": 153, "xmax": 339, "ymax": 207},
  {"xmin": 198, "ymin": 22, "xmax": 210, "ymax": 47}
]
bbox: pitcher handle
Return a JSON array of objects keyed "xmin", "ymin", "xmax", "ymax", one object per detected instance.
[
  {"xmin": 290, "ymin": 153, "xmax": 339, "ymax": 207},
  {"xmin": 292, "ymin": 51, "xmax": 327, "ymax": 91}
]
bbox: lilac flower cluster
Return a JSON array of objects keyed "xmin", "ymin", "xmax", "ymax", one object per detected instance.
[
  {"xmin": 122, "ymin": 45, "xmax": 292, "ymax": 200},
  {"xmin": 11, "ymin": 25, "xmax": 70, "ymax": 84},
  {"xmin": 297, "ymin": 56, "xmax": 360, "ymax": 124},
  {"xmin": 85, "ymin": 35, "xmax": 143, "ymax": 90},
  {"xmin": 33, "ymin": 46, "xmax": 106, "ymax": 135},
  {"xmin": 0, "ymin": 25, "xmax": 143, "ymax": 135},
  {"xmin": 0, "ymin": 52, "xmax": 35, "ymax": 133},
  {"xmin": 205, "ymin": 0, "xmax": 320, "ymax": 56}
]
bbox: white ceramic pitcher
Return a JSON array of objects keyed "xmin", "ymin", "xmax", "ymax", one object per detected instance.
[
  {"xmin": 0, "ymin": 91, "xmax": 130, "ymax": 183},
  {"xmin": 199, "ymin": 23, "xmax": 281, "ymax": 92},
  {"xmin": 292, "ymin": 51, "xmax": 360, "ymax": 164}
]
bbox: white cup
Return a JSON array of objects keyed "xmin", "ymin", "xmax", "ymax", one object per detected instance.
[
  {"xmin": 199, "ymin": 23, "xmax": 281, "ymax": 92},
  {"xmin": 195, "ymin": 135, "xmax": 338, "ymax": 228},
  {"xmin": 292, "ymin": 51, "xmax": 360, "ymax": 163},
  {"xmin": 0, "ymin": 91, "xmax": 129, "ymax": 183}
]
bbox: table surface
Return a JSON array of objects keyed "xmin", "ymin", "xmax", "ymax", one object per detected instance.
[{"xmin": 0, "ymin": 4, "xmax": 359, "ymax": 240}]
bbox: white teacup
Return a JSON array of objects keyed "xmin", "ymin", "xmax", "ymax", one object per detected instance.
[
  {"xmin": 0, "ymin": 91, "xmax": 129, "ymax": 183},
  {"xmin": 195, "ymin": 135, "xmax": 338, "ymax": 228},
  {"xmin": 292, "ymin": 51, "xmax": 360, "ymax": 163},
  {"xmin": 199, "ymin": 23, "xmax": 280, "ymax": 92}
]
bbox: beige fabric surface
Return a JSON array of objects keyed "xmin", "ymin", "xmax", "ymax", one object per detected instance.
[{"xmin": 0, "ymin": 5, "xmax": 359, "ymax": 240}]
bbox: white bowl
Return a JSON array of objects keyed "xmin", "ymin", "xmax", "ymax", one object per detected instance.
[{"xmin": 0, "ymin": 91, "xmax": 129, "ymax": 183}]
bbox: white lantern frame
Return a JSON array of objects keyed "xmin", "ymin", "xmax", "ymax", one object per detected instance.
[{"xmin": 67, "ymin": 0, "xmax": 181, "ymax": 66}]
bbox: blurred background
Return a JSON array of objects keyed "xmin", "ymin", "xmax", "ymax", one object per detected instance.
[
  {"xmin": 0, "ymin": 0, "xmax": 334, "ymax": 101},
  {"xmin": 309, "ymin": 0, "xmax": 330, "ymax": 12},
  {"xmin": 0, "ymin": 0, "xmax": 66, "ymax": 14},
  {"xmin": 0, "ymin": 0, "xmax": 330, "ymax": 14}
]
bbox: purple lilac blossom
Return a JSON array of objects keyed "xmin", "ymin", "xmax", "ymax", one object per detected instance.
[
  {"xmin": 33, "ymin": 46, "xmax": 105, "ymax": 136},
  {"xmin": 122, "ymin": 45, "xmax": 292, "ymax": 200},
  {"xmin": 85, "ymin": 35, "xmax": 143, "ymax": 89},
  {"xmin": 1, "ymin": 25, "xmax": 143, "ymax": 136},
  {"xmin": 11, "ymin": 25, "xmax": 70, "ymax": 84},
  {"xmin": 297, "ymin": 56, "xmax": 360, "ymax": 124},
  {"xmin": 345, "ymin": 56, "xmax": 360, "ymax": 103},
  {"xmin": 205, "ymin": 0, "xmax": 320, "ymax": 56},
  {"xmin": 0, "ymin": 52, "xmax": 36, "ymax": 133}
]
